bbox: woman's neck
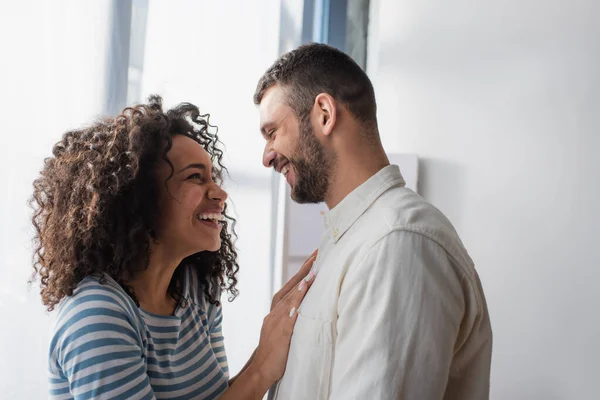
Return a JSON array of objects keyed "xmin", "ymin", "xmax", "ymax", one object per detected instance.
[{"xmin": 127, "ymin": 244, "xmax": 183, "ymax": 315}]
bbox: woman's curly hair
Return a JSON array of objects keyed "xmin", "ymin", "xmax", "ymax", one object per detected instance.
[{"xmin": 31, "ymin": 95, "xmax": 239, "ymax": 311}]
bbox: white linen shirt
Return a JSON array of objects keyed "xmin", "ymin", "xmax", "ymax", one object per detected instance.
[{"xmin": 271, "ymin": 165, "xmax": 492, "ymax": 400}]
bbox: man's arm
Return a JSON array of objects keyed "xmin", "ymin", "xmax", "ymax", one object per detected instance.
[{"xmin": 330, "ymin": 230, "xmax": 465, "ymax": 399}]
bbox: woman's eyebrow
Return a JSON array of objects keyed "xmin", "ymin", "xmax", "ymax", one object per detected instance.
[{"xmin": 177, "ymin": 163, "xmax": 207, "ymax": 173}]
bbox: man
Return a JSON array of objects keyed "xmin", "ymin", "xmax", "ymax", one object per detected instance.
[{"xmin": 254, "ymin": 43, "xmax": 492, "ymax": 400}]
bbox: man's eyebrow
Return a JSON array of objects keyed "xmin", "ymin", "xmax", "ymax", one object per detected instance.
[{"xmin": 177, "ymin": 163, "xmax": 207, "ymax": 173}]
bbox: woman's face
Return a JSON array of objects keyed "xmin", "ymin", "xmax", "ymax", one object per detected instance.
[{"xmin": 155, "ymin": 134, "xmax": 228, "ymax": 256}]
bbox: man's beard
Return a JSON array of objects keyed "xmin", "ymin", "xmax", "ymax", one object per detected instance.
[{"xmin": 288, "ymin": 118, "xmax": 335, "ymax": 204}]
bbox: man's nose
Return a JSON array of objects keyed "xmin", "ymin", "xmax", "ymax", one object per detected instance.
[{"xmin": 263, "ymin": 147, "xmax": 277, "ymax": 169}]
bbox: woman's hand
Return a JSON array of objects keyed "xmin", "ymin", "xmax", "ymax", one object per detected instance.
[
  {"xmin": 271, "ymin": 250, "xmax": 318, "ymax": 311},
  {"xmin": 250, "ymin": 263, "xmax": 317, "ymax": 386},
  {"xmin": 222, "ymin": 252, "xmax": 318, "ymax": 399}
]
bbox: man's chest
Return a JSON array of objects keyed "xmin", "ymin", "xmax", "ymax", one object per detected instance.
[
  {"xmin": 298, "ymin": 238, "xmax": 359, "ymax": 321},
  {"xmin": 276, "ymin": 225, "xmax": 387, "ymax": 399}
]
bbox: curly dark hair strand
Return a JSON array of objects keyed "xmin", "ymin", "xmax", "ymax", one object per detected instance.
[{"xmin": 31, "ymin": 95, "xmax": 239, "ymax": 312}]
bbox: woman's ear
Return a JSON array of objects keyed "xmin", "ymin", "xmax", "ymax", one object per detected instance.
[{"xmin": 313, "ymin": 93, "xmax": 337, "ymax": 136}]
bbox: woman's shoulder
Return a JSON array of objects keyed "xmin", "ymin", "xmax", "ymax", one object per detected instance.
[
  {"xmin": 56, "ymin": 275, "xmax": 138, "ymax": 319},
  {"xmin": 48, "ymin": 274, "xmax": 146, "ymax": 376},
  {"xmin": 51, "ymin": 275, "xmax": 143, "ymax": 345}
]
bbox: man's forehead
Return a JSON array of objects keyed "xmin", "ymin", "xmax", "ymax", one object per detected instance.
[{"xmin": 260, "ymin": 85, "xmax": 289, "ymax": 118}]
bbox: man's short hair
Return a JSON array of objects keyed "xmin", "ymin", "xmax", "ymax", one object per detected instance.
[{"xmin": 254, "ymin": 43, "xmax": 377, "ymax": 130}]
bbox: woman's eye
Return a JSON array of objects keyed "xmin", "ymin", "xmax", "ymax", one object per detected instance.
[
  {"xmin": 187, "ymin": 173, "xmax": 203, "ymax": 181},
  {"xmin": 268, "ymin": 129, "xmax": 276, "ymax": 138}
]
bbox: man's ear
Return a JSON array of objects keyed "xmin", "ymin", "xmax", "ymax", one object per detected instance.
[{"xmin": 313, "ymin": 93, "xmax": 337, "ymax": 136}]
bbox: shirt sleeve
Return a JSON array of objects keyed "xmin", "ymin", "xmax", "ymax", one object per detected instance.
[
  {"xmin": 49, "ymin": 290, "xmax": 156, "ymax": 400},
  {"xmin": 208, "ymin": 302, "xmax": 229, "ymax": 379},
  {"xmin": 329, "ymin": 230, "xmax": 465, "ymax": 400}
]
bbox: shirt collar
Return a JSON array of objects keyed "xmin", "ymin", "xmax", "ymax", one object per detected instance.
[{"xmin": 323, "ymin": 165, "xmax": 405, "ymax": 243}]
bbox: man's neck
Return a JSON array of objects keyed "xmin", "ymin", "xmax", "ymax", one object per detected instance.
[{"xmin": 325, "ymin": 146, "xmax": 390, "ymax": 209}]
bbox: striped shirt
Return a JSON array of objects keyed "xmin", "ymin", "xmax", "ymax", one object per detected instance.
[{"xmin": 48, "ymin": 265, "xmax": 229, "ymax": 399}]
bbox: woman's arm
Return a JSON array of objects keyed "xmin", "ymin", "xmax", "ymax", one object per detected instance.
[
  {"xmin": 228, "ymin": 349, "xmax": 256, "ymax": 387},
  {"xmin": 228, "ymin": 251, "xmax": 317, "ymax": 387},
  {"xmin": 220, "ymin": 259, "xmax": 317, "ymax": 399},
  {"xmin": 221, "ymin": 363, "xmax": 272, "ymax": 400}
]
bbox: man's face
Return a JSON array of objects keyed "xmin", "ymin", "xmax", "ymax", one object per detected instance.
[{"xmin": 259, "ymin": 86, "xmax": 333, "ymax": 203}]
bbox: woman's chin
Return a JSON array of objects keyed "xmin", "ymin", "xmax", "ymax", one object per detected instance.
[
  {"xmin": 196, "ymin": 239, "xmax": 221, "ymax": 253},
  {"xmin": 178, "ymin": 234, "xmax": 222, "ymax": 256},
  {"xmin": 207, "ymin": 243, "xmax": 221, "ymax": 252}
]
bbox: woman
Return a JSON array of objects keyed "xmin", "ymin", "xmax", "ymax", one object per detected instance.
[{"xmin": 31, "ymin": 96, "xmax": 316, "ymax": 399}]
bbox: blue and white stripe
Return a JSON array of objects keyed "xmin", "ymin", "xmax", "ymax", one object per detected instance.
[{"xmin": 48, "ymin": 265, "xmax": 229, "ymax": 399}]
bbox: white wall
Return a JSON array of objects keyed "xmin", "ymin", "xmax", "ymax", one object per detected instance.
[
  {"xmin": 0, "ymin": 1, "xmax": 128, "ymax": 397},
  {"xmin": 368, "ymin": 0, "xmax": 600, "ymax": 399}
]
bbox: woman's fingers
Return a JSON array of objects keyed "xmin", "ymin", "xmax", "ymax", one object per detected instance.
[
  {"xmin": 287, "ymin": 250, "xmax": 318, "ymax": 288},
  {"xmin": 301, "ymin": 249, "xmax": 319, "ymax": 271},
  {"xmin": 271, "ymin": 250, "xmax": 318, "ymax": 310},
  {"xmin": 252, "ymin": 269, "xmax": 318, "ymax": 385},
  {"xmin": 280, "ymin": 269, "xmax": 317, "ymax": 312}
]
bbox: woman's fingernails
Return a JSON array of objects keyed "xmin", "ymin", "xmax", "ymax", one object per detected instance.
[
  {"xmin": 289, "ymin": 307, "xmax": 296, "ymax": 318},
  {"xmin": 298, "ymin": 280, "xmax": 306, "ymax": 291},
  {"xmin": 305, "ymin": 270, "xmax": 316, "ymax": 282}
]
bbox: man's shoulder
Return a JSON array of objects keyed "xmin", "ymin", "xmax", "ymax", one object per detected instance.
[
  {"xmin": 364, "ymin": 187, "xmax": 473, "ymax": 269},
  {"xmin": 366, "ymin": 186, "xmax": 450, "ymax": 235}
]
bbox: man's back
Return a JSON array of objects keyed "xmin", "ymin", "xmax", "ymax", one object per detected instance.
[{"xmin": 272, "ymin": 165, "xmax": 492, "ymax": 400}]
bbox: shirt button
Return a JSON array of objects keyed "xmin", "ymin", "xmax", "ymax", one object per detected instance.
[{"xmin": 333, "ymin": 228, "xmax": 339, "ymax": 237}]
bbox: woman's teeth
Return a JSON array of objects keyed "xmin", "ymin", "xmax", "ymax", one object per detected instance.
[{"xmin": 196, "ymin": 213, "xmax": 224, "ymax": 222}]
